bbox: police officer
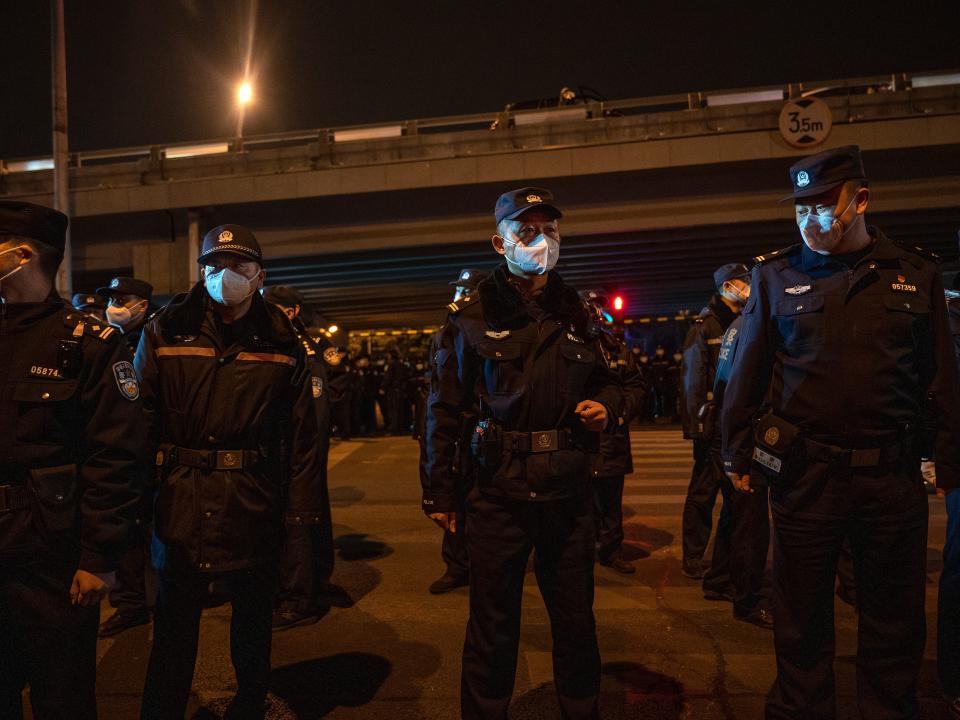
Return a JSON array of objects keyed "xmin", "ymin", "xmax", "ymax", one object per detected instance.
[
  {"xmin": 679, "ymin": 263, "xmax": 750, "ymax": 582},
  {"xmin": 326, "ymin": 345, "xmax": 354, "ymax": 440},
  {"xmin": 650, "ymin": 345, "xmax": 671, "ymax": 420},
  {"xmin": 96, "ymin": 276, "xmax": 158, "ymax": 637},
  {"xmin": 426, "ymin": 268, "xmax": 487, "ymax": 595},
  {"xmin": 263, "ymin": 285, "xmax": 335, "ymax": 630},
  {"xmin": 72, "ymin": 291, "xmax": 107, "ymax": 322},
  {"xmin": 939, "ymin": 248, "xmax": 960, "ymax": 717},
  {"xmin": 710, "ymin": 312, "xmax": 775, "ymax": 628},
  {"xmin": 423, "ymin": 187, "xmax": 622, "ymax": 719},
  {"xmin": 722, "ymin": 145, "xmax": 960, "ymax": 719},
  {"xmin": 384, "ymin": 349, "xmax": 409, "ymax": 434},
  {"xmin": 138, "ymin": 225, "xmax": 324, "ymax": 719},
  {"xmin": 581, "ymin": 289, "xmax": 647, "ymax": 573},
  {"xmin": 0, "ymin": 201, "xmax": 146, "ymax": 718}
]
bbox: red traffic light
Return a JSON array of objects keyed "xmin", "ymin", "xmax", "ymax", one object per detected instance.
[{"xmin": 613, "ymin": 295, "xmax": 624, "ymax": 311}]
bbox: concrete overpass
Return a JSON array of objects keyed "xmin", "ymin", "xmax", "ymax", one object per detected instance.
[{"xmin": 3, "ymin": 71, "xmax": 959, "ymax": 328}]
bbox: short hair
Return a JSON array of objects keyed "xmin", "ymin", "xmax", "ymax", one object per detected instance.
[{"xmin": 0, "ymin": 234, "xmax": 62, "ymax": 281}]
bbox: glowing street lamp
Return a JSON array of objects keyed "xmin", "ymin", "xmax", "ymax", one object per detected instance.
[
  {"xmin": 235, "ymin": 80, "xmax": 253, "ymax": 148},
  {"xmin": 237, "ymin": 81, "xmax": 253, "ymax": 106}
]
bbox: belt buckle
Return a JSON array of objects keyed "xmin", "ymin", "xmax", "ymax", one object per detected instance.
[
  {"xmin": 849, "ymin": 448, "xmax": 881, "ymax": 467},
  {"xmin": 215, "ymin": 451, "xmax": 242, "ymax": 470},
  {"xmin": 531, "ymin": 430, "xmax": 558, "ymax": 453}
]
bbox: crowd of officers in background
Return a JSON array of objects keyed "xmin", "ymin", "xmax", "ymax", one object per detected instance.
[{"xmin": 2, "ymin": 142, "xmax": 959, "ymax": 720}]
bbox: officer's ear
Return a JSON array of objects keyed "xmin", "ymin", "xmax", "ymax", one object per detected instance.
[
  {"xmin": 254, "ymin": 266, "xmax": 266, "ymax": 289},
  {"xmin": 491, "ymin": 234, "xmax": 507, "ymax": 256},
  {"xmin": 853, "ymin": 185, "xmax": 870, "ymax": 215}
]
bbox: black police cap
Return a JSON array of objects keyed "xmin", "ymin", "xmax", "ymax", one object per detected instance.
[
  {"xmin": 783, "ymin": 144, "xmax": 866, "ymax": 202},
  {"xmin": 263, "ymin": 285, "xmax": 304, "ymax": 308},
  {"xmin": 96, "ymin": 276, "xmax": 154, "ymax": 302},
  {"xmin": 448, "ymin": 268, "xmax": 488, "ymax": 290},
  {"xmin": 494, "ymin": 187, "xmax": 562, "ymax": 224},
  {"xmin": 0, "ymin": 200, "xmax": 68, "ymax": 252},
  {"xmin": 714, "ymin": 262, "xmax": 751, "ymax": 289},
  {"xmin": 197, "ymin": 224, "xmax": 262, "ymax": 265},
  {"xmin": 72, "ymin": 292, "xmax": 105, "ymax": 310}
]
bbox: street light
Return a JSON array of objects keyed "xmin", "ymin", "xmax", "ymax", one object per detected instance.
[
  {"xmin": 235, "ymin": 80, "xmax": 253, "ymax": 149},
  {"xmin": 237, "ymin": 81, "xmax": 253, "ymax": 106},
  {"xmin": 328, "ymin": 324, "xmax": 339, "ymax": 334}
]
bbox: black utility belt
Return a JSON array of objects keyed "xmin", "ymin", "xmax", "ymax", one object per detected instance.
[
  {"xmin": 751, "ymin": 411, "xmax": 911, "ymax": 476},
  {"xmin": 501, "ymin": 429, "xmax": 576, "ymax": 454},
  {"xmin": 801, "ymin": 437, "xmax": 907, "ymax": 468},
  {"xmin": 155, "ymin": 444, "xmax": 262, "ymax": 471},
  {"xmin": 0, "ymin": 484, "xmax": 31, "ymax": 514}
]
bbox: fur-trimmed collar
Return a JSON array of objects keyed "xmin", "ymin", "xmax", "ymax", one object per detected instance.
[
  {"xmin": 476, "ymin": 264, "xmax": 590, "ymax": 334},
  {"xmin": 155, "ymin": 281, "xmax": 297, "ymax": 346}
]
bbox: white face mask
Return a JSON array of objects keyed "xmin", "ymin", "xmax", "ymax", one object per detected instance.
[
  {"xmin": 721, "ymin": 282, "xmax": 750, "ymax": 306},
  {"xmin": 205, "ymin": 267, "xmax": 257, "ymax": 306},
  {"xmin": 502, "ymin": 234, "xmax": 559, "ymax": 276},
  {"xmin": 106, "ymin": 300, "xmax": 147, "ymax": 330},
  {"xmin": 797, "ymin": 195, "xmax": 858, "ymax": 249},
  {"xmin": 0, "ymin": 246, "xmax": 28, "ymax": 296}
]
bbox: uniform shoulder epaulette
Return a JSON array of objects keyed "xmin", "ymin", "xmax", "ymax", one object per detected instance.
[
  {"xmin": 63, "ymin": 312, "xmax": 118, "ymax": 341},
  {"xmin": 894, "ymin": 241, "xmax": 940, "ymax": 264},
  {"xmin": 446, "ymin": 294, "xmax": 479, "ymax": 315},
  {"xmin": 753, "ymin": 243, "xmax": 802, "ymax": 265}
]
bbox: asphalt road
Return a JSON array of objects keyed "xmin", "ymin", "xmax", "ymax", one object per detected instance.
[{"xmin": 34, "ymin": 428, "xmax": 952, "ymax": 719}]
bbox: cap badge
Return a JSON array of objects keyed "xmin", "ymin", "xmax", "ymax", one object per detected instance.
[
  {"xmin": 461, "ymin": 271, "xmax": 470, "ymax": 280},
  {"xmin": 218, "ymin": 230, "xmax": 234, "ymax": 243},
  {"xmin": 526, "ymin": 194, "xmax": 542, "ymax": 203},
  {"xmin": 796, "ymin": 171, "xmax": 811, "ymax": 188},
  {"xmin": 785, "ymin": 284, "xmax": 812, "ymax": 296},
  {"xmin": 110, "ymin": 278, "xmax": 120, "ymax": 288}
]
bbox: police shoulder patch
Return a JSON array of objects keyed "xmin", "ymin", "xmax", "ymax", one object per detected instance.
[
  {"xmin": 754, "ymin": 243, "xmax": 801, "ymax": 265},
  {"xmin": 63, "ymin": 313, "xmax": 117, "ymax": 341},
  {"xmin": 113, "ymin": 361, "xmax": 140, "ymax": 401},
  {"xmin": 311, "ymin": 376, "xmax": 323, "ymax": 398},
  {"xmin": 894, "ymin": 241, "xmax": 939, "ymax": 264},
  {"xmin": 446, "ymin": 295, "xmax": 476, "ymax": 315}
]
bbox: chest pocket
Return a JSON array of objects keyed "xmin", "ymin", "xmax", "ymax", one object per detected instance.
[
  {"xmin": 476, "ymin": 341, "xmax": 526, "ymax": 395},
  {"xmin": 774, "ymin": 294, "xmax": 825, "ymax": 352},
  {"xmin": 879, "ymin": 296, "xmax": 931, "ymax": 347},
  {"xmin": 12, "ymin": 380, "xmax": 79, "ymax": 447},
  {"xmin": 558, "ymin": 343, "xmax": 596, "ymax": 393}
]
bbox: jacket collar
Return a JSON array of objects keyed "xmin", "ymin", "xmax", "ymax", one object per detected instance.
[
  {"xmin": 156, "ymin": 281, "xmax": 297, "ymax": 346},
  {"xmin": 476, "ymin": 263, "xmax": 589, "ymax": 334},
  {"xmin": 707, "ymin": 293, "xmax": 738, "ymax": 329},
  {"xmin": 798, "ymin": 226, "xmax": 894, "ymax": 271}
]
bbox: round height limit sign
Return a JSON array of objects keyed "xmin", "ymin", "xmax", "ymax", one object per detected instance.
[{"xmin": 778, "ymin": 97, "xmax": 833, "ymax": 148}]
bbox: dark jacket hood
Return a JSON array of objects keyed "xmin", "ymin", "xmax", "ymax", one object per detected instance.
[
  {"xmin": 155, "ymin": 281, "xmax": 297, "ymax": 346},
  {"xmin": 477, "ymin": 264, "xmax": 590, "ymax": 335}
]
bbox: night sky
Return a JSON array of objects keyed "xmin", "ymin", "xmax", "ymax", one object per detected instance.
[{"xmin": 1, "ymin": 2, "xmax": 957, "ymax": 159}]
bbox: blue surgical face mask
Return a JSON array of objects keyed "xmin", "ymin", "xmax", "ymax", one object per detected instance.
[
  {"xmin": 503, "ymin": 234, "xmax": 559, "ymax": 276},
  {"xmin": 797, "ymin": 195, "xmax": 858, "ymax": 245},
  {"xmin": 205, "ymin": 267, "xmax": 257, "ymax": 306}
]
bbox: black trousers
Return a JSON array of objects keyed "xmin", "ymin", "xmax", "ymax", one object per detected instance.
[
  {"xmin": 766, "ymin": 459, "xmax": 928, "ymax": 720},
  {"xmin": 109, "ymin": 522, "xmax": 156, "ymax": 615},
  {"xmin": 0, "ymin": 557, "xmax": 99, "ymax": 720},
  {"xmin": 593, "ymin": 474, "xmax": 625, "ymax": 562},
  {"xmin": 141, "ymin": 565, "xmax": 276, "ymax": 720},
  {"xmin": 439, "ymin": 482, "xmax": 470, "ymax": 578},
  {"xmin": 331, "ymin": 396, "xmax": 352, "ymax": 440},
  {"xmin": 277, "ymin": 452, "xmax": 334, "ymax": 614},
  {"xmin": 462, "ymin": 489, "xmax": 600, "ymax": 720},
  {"xmin": 702, "ymin": 450, "xmax": 772, "ymax": 611},
  {"xmin": 682, "ymin": 438, "xmax": 725, "ymax": 565}
]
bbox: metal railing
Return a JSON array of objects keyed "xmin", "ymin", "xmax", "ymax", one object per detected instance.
[{"xmin": 2, "ymin": 69, "xmax": 957, "ymax": 175}]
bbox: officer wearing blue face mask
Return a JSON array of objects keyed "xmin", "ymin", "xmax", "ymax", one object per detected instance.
[
  {"xmin": 722, "ymin": 145, "xmax": 960, "ymax": 720},
  {"xmin": 136, "ymin": 224, "xmax": 325, "ymax": 719},
  {"xmin": 422, "ymin": 187, "xmax": 623, "ymax": 720}
]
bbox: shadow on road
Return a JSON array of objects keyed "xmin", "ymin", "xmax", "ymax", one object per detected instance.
[
  {"xmin": 270, "ymin": 652, "xmax": 392, "ymax": 717},
  {"xmin": 510, "ymin": 661, "xmax": 684, "ymax": 719}
]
